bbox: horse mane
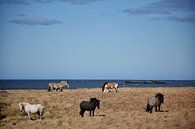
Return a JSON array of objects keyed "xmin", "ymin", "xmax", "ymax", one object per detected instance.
[
  {"xmin": 20, "ymin": 102, "xmax": 28, "ymax": 106},
  {"xmin": 155, "ymin": 93, "xmax": 164, "ymax": 97},
  {"xmin": 90, "ymin": 98, "xmax": 100, "ymax": 108},
  {"xmin": 155, "ymin": 93, "xmax": 164, "ymax": 103},
  {"xmin": 60, "ymin": 81, "xmax": 67, "ymax": 84},
  {"xmin": 90, "ymin": 98, "xmax": 99, "ymax": 102},
  {"xmin": 102, "ymin": 82, "xmax": 108, "ymax": 92},
  {"xmin": 19, "ymin": 102, "xmax": 28, "ymax": 110}
]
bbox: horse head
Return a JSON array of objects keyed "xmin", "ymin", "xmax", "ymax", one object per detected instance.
[
  {"xmin": 155, "ymin": 93, "xmax": 164, "ymax": 103},
  {"xmin": 67, "ymin": 81, "xmax": 70, "ymax": 88},
  {"xmin": 61, "ymin": 81, "xmax": 70, "ymax": 88},
  {"xmin": 18, "ymin": 102, "xmax": 28, "ymax": 112},
  {"xmin": 18, "ymin": 103, "xmax": 23, "ymax": 111},
  {"xmin": 90, "ymin": 98, "xmax": 100, "ymax": 109}
]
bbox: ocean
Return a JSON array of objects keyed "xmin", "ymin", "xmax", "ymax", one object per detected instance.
[{"xmin": 0, "ymin": 80, "xmax": 195, "ymax": 90}]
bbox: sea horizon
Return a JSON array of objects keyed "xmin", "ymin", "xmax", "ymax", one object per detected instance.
[{"xmin": 0, "ymin": 79, "xmax": 195, "ymax": 90}]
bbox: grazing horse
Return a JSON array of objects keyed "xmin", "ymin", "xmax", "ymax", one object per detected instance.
[
  {"xmin": 146, "ymin": 93, "xmax": 164, "ymax": 113},
  {"xmin": 79, "ymin": 98, "xmax": 100, "ymax": 117},
  {"xmin": 102, "ymin": 82, "xmax": 118, "ymax": 92},
  {"xmin": 48, "ymin": 81, "xmax": 70, "ymax": 92},
  {"xmin": 18, "ymin": 102, "xmax": 45, "ymax": 120}
]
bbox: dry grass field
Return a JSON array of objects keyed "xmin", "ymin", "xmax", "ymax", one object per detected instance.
[{"xmin": 0, "ymin": 87, "xmax": 195, "ymax": 129}]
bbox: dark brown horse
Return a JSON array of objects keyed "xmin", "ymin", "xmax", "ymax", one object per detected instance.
[{"xmin": 79, "ymin": 98, "xmax": 100, "ymax": 117}]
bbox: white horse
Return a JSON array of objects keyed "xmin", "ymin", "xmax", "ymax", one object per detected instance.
[{"xmin": 18, "ymin": 102, "xmax": 45, "ymax": 120}]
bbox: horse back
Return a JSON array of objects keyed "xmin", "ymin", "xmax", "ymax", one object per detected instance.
[
  {"xmin": 107, "ymin": 82, "xmax": 118, "ymax": 89},
  {"xmin": 49, "ymin": 82, "xmax": 67, "ymax": 87},
  {"xmin": 25, "ymin": 104, "xmax": 38, "ymax": 113},
  {"xmin": 80, "ymin": 101, "xmax": 95, "ymax": 111},
  {"xmin": 51, "ymin": 83, "xmax": 61, "ymax": 88},
  {"xmin": 148, "ymin": 96, "xmax": 160, "ymax": 106}
]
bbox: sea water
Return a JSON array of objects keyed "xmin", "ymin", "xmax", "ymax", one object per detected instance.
[{"xmin": 0, "ymin": 80, "xmax": 195, "ymax": 90}]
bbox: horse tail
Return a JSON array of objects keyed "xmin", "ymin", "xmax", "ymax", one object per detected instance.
[
  {"xmin": 48, "ymin": 85, "xmax": 51, "ymax": 92},
  {"xmin": 79, "ymin": 110, "xmax": 82, "ymax": 116},
  {"xmin": 146, "ymin": 104, "xmax": 150, "ymax": 112},
  {"xmin": 115, "ymin": 83, "xmax": 119, "ymax": 89},
  {"xmin": 67, "ymin": 81, "xmax": 70, "ymax": 88},
  {"xmin": 102, "ymin": 82, "xmax": 108, "ymax": 92}
]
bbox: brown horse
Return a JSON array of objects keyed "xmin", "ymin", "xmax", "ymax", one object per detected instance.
[
  {"xmin": 48, "ymin": 81, "xmax": 70, "ymax": 92},
  {"xmin": 102, "ymin": 82, "xmax": 118, "ymax": 92}
]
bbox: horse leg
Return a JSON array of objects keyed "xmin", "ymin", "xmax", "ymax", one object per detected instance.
[
  {"xmin": 90, "ymin": 111, "xmax": 91, "ymax": 116},
  {"xmin": 80, "ymin": 110, "xmax": 85, "ymax": 117},
  {"xmin": 48, "ymin": 86, "xmax": 51, "ymax": 91},
  {"xmin": 38, "ymin": 110, "xmax": 43, "ymax": 119},
  {"xmin": 158, "ymin": 105, "xmax": 161, "ymax": 112},
  {"xmin": 39, "ymin": 113, "xmax": 42, "ymax": 120},
  {"xmin": 150, "ymin": 106, "xmax": 153, "ymax": 113},
  {"xmin": 50, "ymin": 86, "xmax": 53, "ymax": 91},
  {"xmin": 27, "ymin": 112, "xmax": 31, "ymax": 120},
  {"xmin": 114, "ymin": 87, "xmax": 118, "ymax": 93},
  {"xmin": 114, "ymin": 84, "xmax": 118, "ymax": 92},
  {"xmin": 146, "ymin": 104, "xmax": 150, "ymax": 112},
  {"xmin": 155, "ymin": 107, "xmax": 158, "ymax": 112},
  {"xmin": 92, "ymin": 109, "xmax": 95, "ymax": 116},
  {"xmin": 36, "ymin": 111, "xmax": 40, "ymax": 119}
]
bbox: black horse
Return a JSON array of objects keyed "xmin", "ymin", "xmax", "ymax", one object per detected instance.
[
  {"xmin": 146, "ymin": 93, "xmax": 164, "ymax": 113},
  {"xmin": 79, "ymin": 98, "xmax": 100, "ymax": 117}
]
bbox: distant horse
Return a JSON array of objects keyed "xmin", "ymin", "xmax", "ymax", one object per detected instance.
[
  {"xmin": 146, "ymin": 93, "xmax": 164, "ymax": 113},
  {"xmin": 102, "ymin": 82, "xmax": 118, "ymax": 92},
  {"xmin": 18, "ymin": 102, "xmax": 45, "ymax": 120},
  {"xmin": 79, "ymin": 98, "xmax": 100, "ymax": 117},
  {"xmin": 48, "ymin": 81, "xmax": 70, "ymax": 92}
]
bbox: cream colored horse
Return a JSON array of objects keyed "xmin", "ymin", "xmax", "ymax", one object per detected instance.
[
  {"xmin": 102, "ymin": 82, "xmax": 118, "ymax": 92},
  {"xmin": 18, "ymin": 102, "xmax": 45, "ymax": 120}
]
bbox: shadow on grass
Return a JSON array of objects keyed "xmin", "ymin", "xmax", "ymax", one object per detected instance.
[
  {"xmin": 160, "ymin": 110, "xmax": 169, "ymax": 112},
  {"xmin": 95, "ymin": 114, "xmax": 106, "ymax": 117},
  {"xmin": 145, "ymin": 109, "xmax": 169, "ymax": 114},
  {"xmin": 30, "ymin": 117, "xmax": 45, "ymax": 121}
]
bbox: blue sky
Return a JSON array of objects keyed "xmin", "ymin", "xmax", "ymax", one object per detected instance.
[{"xmin": 0, "ymin": 0, "xmax": 195, "ymax": 80}]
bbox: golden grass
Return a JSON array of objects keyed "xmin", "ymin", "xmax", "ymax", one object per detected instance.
[{"xmin": 0, "ymin": 87, "xmax": 195, "ymax": 129}]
